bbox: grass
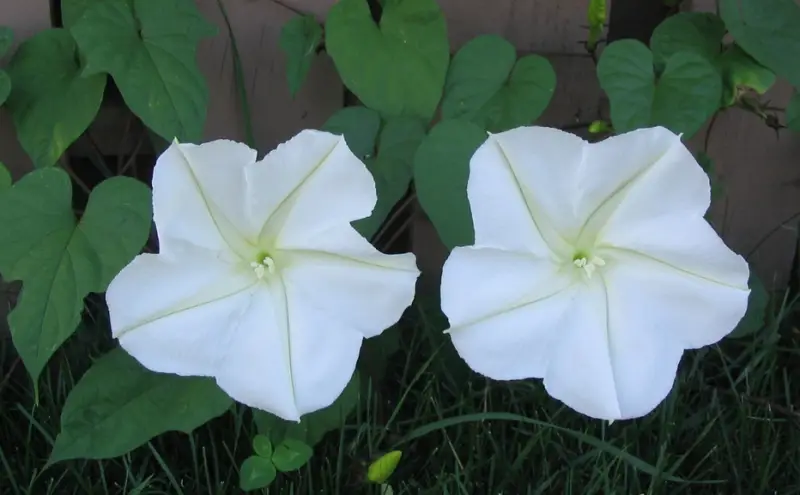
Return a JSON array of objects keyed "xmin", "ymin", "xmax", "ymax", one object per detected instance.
[{"xmin": 2, "ymin": 284, "xmax": 800, "ymax": 494}]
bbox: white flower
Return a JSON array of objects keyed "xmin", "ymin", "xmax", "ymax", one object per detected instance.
[
  {"xmin": 106, "ymin": 130, "xmax": 419, "ymax": 421},
  {"xmin": 440, "ymin": 126, "xmax": 750, "ymax": 420}
]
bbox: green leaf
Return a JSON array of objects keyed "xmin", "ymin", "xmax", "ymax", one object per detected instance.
[
  {"xmin": 787, "ymin": 92, "xmax": 800, "ymax": 132},
  {"xmin": 5, "ymin": 29, "xmax": 106, "ymax": 168},
  {"xmin": 326, "ymin": 0, "xmax": 449, "ymax": 120},
  {"xmin": 0, "ymin": 162, "xmax": 11, "ymax": 191},
  {"xmin": 413, "ymin": 119, "xmax": 487, "ymax": 249},
  {"xmin": 272, "ymin": 438, "xmax": 313, "ymax": 472},
  {"xmin": 252, "ymin": 409, "xmax": 288, "ymax": 446},
  {"xmin": 253, "ymin": 372, "xmax": 361, "ymax": 448},
  {"xmin": 0, "ymin": 26, "xmax": 12, "ymax": 56},
  {"xmin": 252, "ymin": 434, "xmax": 273, "ymax": 458},
  {"xmin": 719, "ymin": 44, "xmax": 776, "ymax": 106},
  {"xmin": 49, "ymin": 348, "xmax": 233, "ymax": 463},
  {"xmin": 442, "ymin": 35, "xmax": 556, "ymax": 132},
  {"xmin": 652, "ymin": 52, "xmax": 723, "ymax": 136},
  {"xmin": 597, "ymin": 39, "xmax": 721, "ymax": 136},
  {"xmin": 587, "ymin": 0, "xmax": 606, "ymax": 50},
  {"xmin": 290, "ymin": 371, "xmax": 361, "ymax": 446},
  {"xmin": 70, "ymin": 0, "xmax": 217, "ymax": 142},
  {"xmin": 280, "ymin": 15, "xmax": 323, "ymax": 97},
  {"xmin": 728, "ymin": 272, "xmax": 768, "ymax": 339},
  {"xmin": 0, "ymin": 70, "xmax": 10, "ymax": 106},
  {"xmin": 322, "ymin": 106, "xmax": 382, "ymax": 160},
  {"xmin": 239, "ymin": 455, "xmax": 277, "ymax": 491},
  {"xmin": 62, "ymin": 0, "xmax": 104, "ymax": 28},
  {"xmin": 353, "ymin": 117, "xmax": 426, "ymax": 240},
  {"xmin": 650, "ymin": 12, "xmax": 725, "ymax": 68},
  {"xmin": 0, "ymin": 170, "xmax": 152, "ymax": 386},
  {"xmin": 368, "ymin": 450, "xmax": 402, "ymax": 484},
  {"xmin": 720, "ymin": 0, "xmax": 800, "ymax": 88},
  {"xmin": 695, "ymin": 151, "xmax": 724, "ymax": 202}
]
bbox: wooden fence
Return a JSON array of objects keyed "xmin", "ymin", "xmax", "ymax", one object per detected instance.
[{"xmin": 1, "ymin": 0, "xmax": 799, "ymax": 294}]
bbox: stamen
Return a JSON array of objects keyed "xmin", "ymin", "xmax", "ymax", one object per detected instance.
[
  {"xmin": 573, "ymin": 255, "xmax": 605, "ymax": 279},
  {"xmin": 251, "ymin": 256, "xmax": 276, "ymax": 279}
]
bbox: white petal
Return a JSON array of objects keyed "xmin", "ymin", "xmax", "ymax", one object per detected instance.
[
  {"xmin": 283, "ymin": 277, "xmax": 364, "ymax": 416},
  {"xmin": 574, "ymin": 127, "xmax": 691, "ymax": 243},
  {"xmin": 484, "ymin": 127, "xmax": 587, "ymax": 249},
  {"xmin": 585, "ymin": 127, "xmax": 710, "ymax": 246},
  {"xmin": 153, "ymin": 140, "xmax": 258, "ymax": 258},
  {"xmin": 278, "ymin": 226, "xmax": 419, "ymax": 338},
  {"xmin": 219, "ymin": 272, "xmax": 364, "ymax": 419},
  {"xmin": 247, "ymin": 130, "xmax": 376, "ymax": 248},
  {"xmin": 441, "ymin": 246, "xmax": 577, "ymax": 379},
  {"xmin": 603, "ymin": 248, "xmax": 749, "ymax": 349},
  {"xmin": 214, "ymin": 282, "xmax": 300, "ymax": 421},
  {"xmin": 467, "ymin": 135, "xmax": 555, "ymax": 256},
  {"xmin": 543, "ymin": 276, "xmax": 685, "ymax": 420},
  {"xmin": 106, "ymin": 243, "xmax": 256, "ymax": 378}
]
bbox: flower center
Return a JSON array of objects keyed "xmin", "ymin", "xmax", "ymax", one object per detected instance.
[
  {"xmin": 572, "ymin": 251, "xmax": 605, "ymax": 279},
  {"xmin": 250, "ymin": 253, "xmax": 276, "ymax": 280}
]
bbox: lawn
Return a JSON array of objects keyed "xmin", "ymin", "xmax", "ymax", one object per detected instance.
[{"xmin": 1, "ymin": 285, "xmax": 799, "ymax": 494}]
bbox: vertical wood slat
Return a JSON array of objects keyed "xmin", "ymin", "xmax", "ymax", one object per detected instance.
[{"xmin": 196, "ymin": 0, "xmax": 343, "ymax": 153}]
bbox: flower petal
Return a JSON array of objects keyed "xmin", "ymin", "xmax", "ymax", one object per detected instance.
[
  {"xmin": 485, "ymin": 127, "xmax": 586, "ymax": 250},
  {"xmin": 543, "ymin": 276, "xmax": 685, "ymax": 420},
  {"xmin": 282, "ymin": 277, "xmax": 364, "ymax": 415},
  {"xmin": 213, "ymin": 282, "xmax": 300, "ymax": 421},
  {"xmin": 468, "ymin": 134, "xmax": 557, "ymax": 255},
  {"xmin": 602, "ymin": 247, "xmax": 749, "ymax": 349},
  {"xmin": 247, "ymin": 130, "xmax": 376, "ymax": 249},
  {"xmin": 106, "ymin": 243, "xmax": 256, "ymax": 378},
  {"xmin": 278, "ymin": 226, "xmax": 418, "ymax": 338},
  {"xmin": 582, "ymin": 127, "xmax": 712, "ymax": 248},
  {"xmin": 441, "ymin": 246, "xmax": 577, "ymax": 380},
  {"xmin": 153, "ymin": 140, "xmax": 258, "ymax": 258},
  {"xmin": 217, "ymin": 273, "xmax": 364, "ymax": 419}
]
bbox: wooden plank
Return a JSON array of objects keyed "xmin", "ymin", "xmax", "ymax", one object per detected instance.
[
  {"xmin": 196, "ymin": 0, "xmax": 343, "ymax": 152},
  {"xmin": 437, "ymin": 0, "xmax": 601, "ymax": 53}
]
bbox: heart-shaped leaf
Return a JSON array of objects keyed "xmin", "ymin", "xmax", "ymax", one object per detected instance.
[
  {"xmin": 252, "ymin": 434, "xmax": 273, "ymax": 458},
  {"xmin": 720, "ymin": 0, "xmax": 800, "ymax": 88},
  {"xmin": 442, "ymin": 35, "xmax": 556, "ymax": 132},
  {"xmin": 239, "ymin": 455, "xmax": 277, "ymax": 491},
  {"xmin": 70, "ymin": 0, "xmax": 217, "ymax": 142},
  {"xmin": 597, "ymin": 39, "xmax": 721, "ymax": 137},
  {"xmin": 718, "ymin": 44, "xmax": 776, "ymax": 106},
  {"xmin": 413, "ymin": 119, "xmax": 487, "ymax": 249},
  {"xmin": 272, "ymin": 438, "xmax": 314, "ymax": 472},
  {"xmin": 322, "ymin": 106, "xmax": 382, "ymax": 160},
  {"xmin": 0, "ymin": 169, "xmax": 151, "ymax": 386},
  {"xmin": 5, "ymin": 29, "xmax": 105, "ymax": 168},
  {"xmin": 50, "ymin": 348, "xmax": 233, "ymax": 463},
  {"xmin": 354, "ymin": 117, "xmax": 426, "ymax": 240},
  {"xmin": 279, "ymin": 14, "xmax": 323, "ymax": 97},
  {"xmin": 325, "ymin": 0, "xmax": 449, "ymax": 120},
  {"xmin": 650, "ymin": 12, "xmax": 726, "ymax": 68}
]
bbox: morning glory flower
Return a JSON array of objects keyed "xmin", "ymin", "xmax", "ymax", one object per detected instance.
[
  {"xmin": 106, "ymin": 130, "xmax": 419, "ymax": 421},
  {"xmin": 440, "ymin": 126, "xmax": 750, "ymax": 420}
]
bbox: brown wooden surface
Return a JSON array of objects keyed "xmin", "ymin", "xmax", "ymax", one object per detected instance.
[
  {"xmin": 197, "ymin": 0, "xmax": 343, "ymax": 154},
  {"xmin": 0, "ymin": 0, "xmax": 799, "ymax": 290}
]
